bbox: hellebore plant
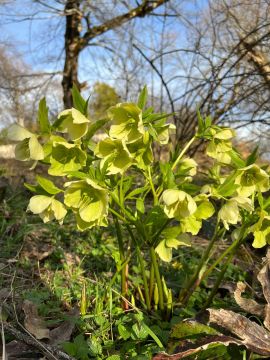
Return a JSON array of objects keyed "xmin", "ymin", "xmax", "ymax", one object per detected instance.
[{"xmin": 8, "ymin": 86, "xmax": 270, "ymax": 317}]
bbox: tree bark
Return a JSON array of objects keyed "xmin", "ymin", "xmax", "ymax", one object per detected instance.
[
  {"xmin": 62, "ymin": 0, "xmax": 81, "ymax": 108},
  {"xmin": 61, "ymin": 0, "xmax": 168, "ymax": 108}
]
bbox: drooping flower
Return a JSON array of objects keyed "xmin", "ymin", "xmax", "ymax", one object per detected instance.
[
  {"xmin": 162, "ymin": 189, "xmax": 197, "ymax": 219},
  {"xmin": 108, "ymin": 103, "xmax": 145, "ymax": 143},
  {"xmin": 7, "ymin": 123, "xmax": 44, "ymax": 161},
  {"xmin": 64, "ymin": 179, "xmax": 108, "ymax": 230},
  {"xmin": 155, "ymin": 227, "xmax": 190, "ymax": 262},
  {"xmin": 57, "ymin": 108, "xmax": 90, "ymax": 141},
  {"xmin": 206, "ymin": 127, "xmax": 235, "ymax": 164},
  {"xmin": 218, "ymin": 196, "xmax": 253, "ymax": 230},
  {"xmin": 28, "ymin": 195, "xmax": 67, "ymax": 224},
  {"xmin": 48, "ymin": 140, "xmax": 87, "ymax": 176},
  {"xmin": 235, "ymin": 164, "xmax": 269, "ymax": 197},
  {"xmin": 94, "ymin": 137, "xmax": 133, "ymax": 174},
  {"xmin": 180, "ymin": 194, "xmax": 215, "ymax": 235}
]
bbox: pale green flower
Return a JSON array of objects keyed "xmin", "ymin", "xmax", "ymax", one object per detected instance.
[
  {"xmin": 162, "ymin": 189, "xmax": 197, "ymax": 219},
  {"xmin": 155, "ymin": 123, "xmax": 176, "ymax": 145},
  {"xmin": 155, "ymin": 227, "xmax": 190, "ymax": 262},
  {"xmin": 127, "ymin": 138, "xmax": 153, "ymax": 169},
  {"xmin": 7, "ymin": 123, "xmax": 44, "ymax": 161},
  {"xmin": 235, "ymin": 164, "xmax": 269, "ymax": 197},
  {"xmin": 180, "ymin": 194, "xmax": 215, "ymax": 235},
  {"xmin": 28, "ymin": 195, "xmax": 67, "ymax": 224},
  {"xmin": 94, "ymin": 137, "xmax": 133, "ymax": 175},
  {"xmin": 64, "ymin": 179, "xmax": 108, "ymax": 230},
  {"xmin": 206, "ymin": 138, "xmax": 232, "ymax": 164},
  {"xmin": 48, "ymin": 140, "xmax": 86, "ymax": 176},
  {"xmin": 57, "ymin": 108, "xmax": 90, "ymax": 141},
  {"xmin": 218, "ymin": 196, "xmax": 253, "ymax": 230},
  {"xmin": 176, "ymin": 157, "xmax": 197, "ymax": 181},
  {"xmin": 108, "ymin": 103, "xmax": 145, "ymax": 143}
]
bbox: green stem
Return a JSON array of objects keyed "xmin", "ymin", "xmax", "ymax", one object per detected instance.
[
  {"xmin": 150, "ymin": 247, "xmax": 164, "ymax": 311},
  {"xmin": 202, "ymin": 250, "xmax": 235, "ymax": 310},
  {"xmin": 172, "ymin": 136, "xmax": 196, "ymax": 171},
  {"xmin": 201, "ymin": 232, "xmax": 244, "ymax": 282},
  {"xmin": 179, "ymin": 224, "xmax": 220, "ymax": 304},
  {"xmin": 114, "ymin": 216, "xmax": 128, "ymax": 310},
  {"xmin": 126, "ymin": 224, "xmax": 151, "ymax": 311},
  {"xmin": 136, "ymin": 246, "xmax": 151, "ymax": 311},
  {"xmin": 147, "ymin": 166, "xmax": 158, "ymax": 205},
  {"xmin": 149, "ymin": 263, "xmax": 155, "ymax": 304}
]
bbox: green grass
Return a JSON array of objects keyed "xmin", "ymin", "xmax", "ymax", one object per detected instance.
[{"xmin": 0, "ymin": 182, "xmax": 262, "ymax": 359}]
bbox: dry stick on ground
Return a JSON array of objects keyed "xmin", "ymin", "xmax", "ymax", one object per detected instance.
[{"xmin": 2, "ymin": 322, "xmax": 76, "ymax": 360}]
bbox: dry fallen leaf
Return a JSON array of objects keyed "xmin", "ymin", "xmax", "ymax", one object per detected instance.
[
  {"xmin": 22, "ymin": 300, "xmax": 50, "ymax": 340},
  {"xmin": 49, "ymin": 307, "xmax": 79, "ymax": 346}
]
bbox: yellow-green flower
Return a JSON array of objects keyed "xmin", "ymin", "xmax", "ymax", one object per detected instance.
[
  {"xmin": 127, "ymin": 138, "xmax": 153, "ymax": 169},
  {"xmin": 7, "ymin": 123, "xmax": 44, "ymax": 161},
  {"xmin": 48, "ymin": 140, "xmax": 87, "ymax": 176},
  {"xmin": 64, "ymin": 179, "xmax": 108, "ymax": 230},
  {"xmin": 206, "ymin": 127, "xmax": 235, "ymax": 164},
  {"xmin": 235, "ymin": 164, "xmax": 269, "ymax": 197},
  {"xmin": 28, "ymin": 195, "xmax": 67, "ymax": 224},
  {"xmin": 162, "ymin": 189, "xmax": 197, "ymax": 219},
  {"xmin": 180, "ymin": 194, "xmax": 215, "ymax": 235},
  {"xmin": 249, "ymin": 211, "xmax": 270, "ymax": 248},
  {"xmin": 108, "ymin": 103, "xmax": 145, "ymax": 143},
  {"xmin": 94, "ymin": 138, "xmax": 133, "ymax": 175},
  {"xmin": 218, "ymin": 196, "xmax": 253, "ymax": 230},
  {"xmin": 57, "ymin": 108, "xmax": 90, "ymax": 141}
]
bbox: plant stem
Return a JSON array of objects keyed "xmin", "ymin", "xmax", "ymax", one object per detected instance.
[
  {"xmin": 147, "ymin": 166, "xmax": 158, "ymax": 205},
  {"xmin": 136, "ymin": 246, "xmax": 151, "ymax": 311},
  {"xmin": 201, "ymin": 250, "xmax": 235, "ymax": 310},
  {"xmin": 114, "ymin": 216, "xmax": 129, "ymax": 310},
  {"xmin": 201, "ymin": 230, "xmax": 245, "ymax": 282},
  {"xmin": 149, "ymin": 263, "xmax": 155, "ymax": 304},
  {"xmin": 171, "ymin": 136, "xmax": 196, "ymax": 171},
  {"xmin": 150, "ymin": 247, "xmax": 164, "ymax": 311},
  {"xmin": 179, "ymin": 224, "xmax": 220, "ymax": 305}
]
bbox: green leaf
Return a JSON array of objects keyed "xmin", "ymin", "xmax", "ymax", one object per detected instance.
[
  {"xmin": 36, "ymin": 175, "xmax": 62, "ymax": 195},
  {"xmin": 85, "ymin": 118, "xmax": 108, "ymax": 140},
  {"xmin": 217, "ymin": 172, "xmax": 239, "ymax": 197},
  {"xmin": 118, "ymin": 324, "xmax": 131, "ymax": 340},
  {"xmin": 72, "ymin": 84, "xmax": 87, "ymax": 115},
  {"xmin": 229, "ymin": 148, "xmax": 246, "ymax": 168},
  {"xmin": 126, "ymin": 186, "xmax": 148, "ymax": 199},
  {"xmin": 136, "ymin": 197, "xmax": 145, "ymax": 214},
  {"xmin": 137, "ymin": 85, "xmax": 148, "ymax": 109},
  {"xmin": 38, "ymin": 98, "xmax": 50, "ymax": 133},
  {"xmin": 140, "ymin": 322, "xmax": 163, "ymax": 348},
  {"xmin": 246, "ymin": 146, "xmax": 258, "ymax": 166}
]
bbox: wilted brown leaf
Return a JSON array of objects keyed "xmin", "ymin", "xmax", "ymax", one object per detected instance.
[
  {"xmin": 22, "ymin": 300, "xmax": 50, "ymax": 340},
  {"xmin": 49, "ymin": 307, "xmax": 79, "ymax": 346}
]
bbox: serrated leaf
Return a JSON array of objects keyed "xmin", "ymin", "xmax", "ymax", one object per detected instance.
[
  {"xmin": 38, "ymin": 98, "xmax": 50, "ymax": 133},
  {"xmin": 137, "ymin": 85, "xmax": 148, "ymax": 109},
  {"xmin": 36, "ymin": 175, "xmax": 62, "ymax": 195}
]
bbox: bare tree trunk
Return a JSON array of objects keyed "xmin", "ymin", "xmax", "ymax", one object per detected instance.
[{"xmin": 62, "ymin": 0, "xmax": 81, "ymax": 108}]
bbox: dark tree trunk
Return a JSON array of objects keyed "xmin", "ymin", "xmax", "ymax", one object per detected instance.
[{"xmin": 62, "ymin": 0, "xmax": 81, "ymax": 108}]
